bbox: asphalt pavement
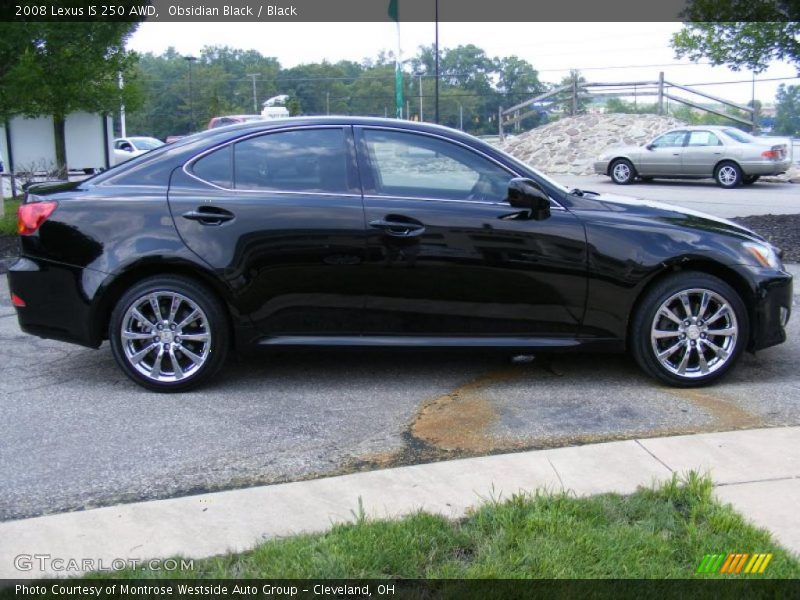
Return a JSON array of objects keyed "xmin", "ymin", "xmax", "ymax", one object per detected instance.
[
  {"xmin": 558, "ymin": 175, "xmax": 799, "ymax": 218},
  {"xmin": 1, "ymin": 264, "xmax": 798, "ymax": 522}
]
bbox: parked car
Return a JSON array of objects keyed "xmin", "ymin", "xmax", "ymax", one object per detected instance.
[
  {"xmin": 113, "ymin": 136, "xmax": 164, "ymax": 165},
  {"xmin": 207, "ymin": 115, "xmax": 265, "ymax": 129},
  {"xmin": 595, "ymin": 126, "xmax": 792, "ymax": 188},
  {"xmin": 8, "ymin": 118, "xmax": 792, "ymax": 391}
]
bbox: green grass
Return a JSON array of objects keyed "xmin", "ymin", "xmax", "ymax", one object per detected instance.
[
  {"xmin": 1, "ymin": 197, "xmax": 21, "ymax": 236},
  {"xmin": 91, "ymin": 473, "xmax": 800, "ymax": 579}
]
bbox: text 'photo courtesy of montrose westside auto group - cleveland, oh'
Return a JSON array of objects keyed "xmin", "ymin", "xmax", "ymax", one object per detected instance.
[{"xmin": 0, "ymin": 0, "xmax": 799, "ymax": 598}]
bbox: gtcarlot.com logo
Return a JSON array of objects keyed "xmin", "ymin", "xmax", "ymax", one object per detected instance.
[
  {"xmin": 14, "ymin": 553, "xmax": 194, "ymax": 572},
  {"xmin": 696, "ymin": 553, "xmax": 773, "ymax": 575}
]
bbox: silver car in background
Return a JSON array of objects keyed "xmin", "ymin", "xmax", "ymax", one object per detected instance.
[{"xmin": 594, "ymin": 126, "xmax": 792, "ymax": 188}]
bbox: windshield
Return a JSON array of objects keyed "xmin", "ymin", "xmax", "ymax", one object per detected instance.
[
  {"xmin": 130, "ymin": 137, "xmax": 164, "ymax": 151},
  {"xmin": 722, "ymin": 128, "xmax": 756, "ymax": 144}
]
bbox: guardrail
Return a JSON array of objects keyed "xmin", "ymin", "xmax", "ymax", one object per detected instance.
[{"xmin": 499, "ymin": 72, "xmax": 756, "ymax": 140}]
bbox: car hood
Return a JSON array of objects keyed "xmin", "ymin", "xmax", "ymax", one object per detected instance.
[{"xmin": 571, "ymin": 191, "xmax": 765, "ymax": 243}]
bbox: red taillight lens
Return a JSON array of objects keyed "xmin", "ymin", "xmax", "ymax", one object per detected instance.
[
  {"xmin": 17, "ymin": 201, "xmax": 57, "ymax": 235},
  {"xmin": 761, "ymin": 149, "xmax": 779, "ymax": 159},
  {"xmin": 11, "ymin": 293, "xmax": 26, "ymax": 307}
]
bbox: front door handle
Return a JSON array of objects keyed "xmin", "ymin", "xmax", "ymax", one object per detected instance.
[
  {"xmin": 369, "ymin": 218, "xmax": 425, "ymax": 237},
  {"xmin": 182, "ymin": 206, "xmax": 235, "ymax": 226}
]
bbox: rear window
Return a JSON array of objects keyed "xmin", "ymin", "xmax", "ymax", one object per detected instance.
[
  {"xmin": 723, "ymin": 128, "xmax": 756, "ymax": 144},
  {"xmin": 192, "ymin": 145, "xmax": 232, "ymax": 188}
]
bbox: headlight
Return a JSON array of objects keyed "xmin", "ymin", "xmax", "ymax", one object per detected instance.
[{"xmin": 742, "ymin": 241, "xmax": 783, "ymax": 269}]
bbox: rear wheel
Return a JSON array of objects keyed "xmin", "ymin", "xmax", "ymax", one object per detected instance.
[
  {"xmin": 610, "ymin": 159, "xmax": 636, "ymax": 185},
  {"xmin": 630, "ymin": 272, "xmax": 748, "ymax": 387},
  {"xmin": 714, "ymin": 161, "xmax": 742, "ymax": 188},
  {"xmin": 109, "ymin": 276, "xmax": 229, "ymax": 392}
]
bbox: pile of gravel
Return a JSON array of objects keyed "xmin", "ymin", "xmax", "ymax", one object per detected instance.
[{"xmin": 497, "ymin": 113, "xmax": 686, "ymax": 176}]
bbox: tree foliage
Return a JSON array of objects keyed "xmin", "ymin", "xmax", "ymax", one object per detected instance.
[
  {"xmin": 774, "ymin": 84, "xmax": 800, "ymax": 136},
  {"xmin": 127, "ymin": 44, "xmax": 546, "ymax": 138},
  {"xmin": 671, "ymin": 1, "xmax": 800, "ymax": 73},
  {"xmin": 0, "ymin": 22, "xmax": 141, "ymax": 175}
]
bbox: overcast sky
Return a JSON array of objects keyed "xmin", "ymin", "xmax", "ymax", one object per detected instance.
[{"xmin": 127, "ymin": 22, "xmax": 798, "ymax": 105}]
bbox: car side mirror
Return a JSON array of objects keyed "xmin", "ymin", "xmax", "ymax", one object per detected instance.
[
  {"xmin": 507, "ymin": 178, "xmax": 551, "ymax": 221},
  {"xmin": 645, "ymin": 143, "xmax": 655, "ymax": 151}
]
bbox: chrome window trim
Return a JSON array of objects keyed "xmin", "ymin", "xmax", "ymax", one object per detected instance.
[
  {"xmin": 358, "ymin": 125, "xmax": 565, "ymax": 210},
  {"xmin": 183, "ymin": 125, "xmax": 357, "ymax": 196},
  {"xmin": 181, "ymin": 122, "xmax": 565, "ymax": 210}
]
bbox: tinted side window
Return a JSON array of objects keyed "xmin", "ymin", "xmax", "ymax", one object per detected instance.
[
  {"xmin": 192, "ymin": 145, "xmax": 232, "ymax": 188},
  {"xmin": 234, "ymin": 128, "xmax": 349, "ymax": 193},
  {"xmin": 362, "ymin": 129, "xmax": 511, "ymax": 202}
]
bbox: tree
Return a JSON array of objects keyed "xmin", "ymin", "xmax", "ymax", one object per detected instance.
[
  {"xmin": 0, "ymin": 22, "xmax": 141, "ymax": 177},
  {"xmin": 671, "ymin": 1, "xmax": 800, "ymax": 73},
  {"xmin": 774, "ymin": 84, "xmax": 800, "ymax": 136}
]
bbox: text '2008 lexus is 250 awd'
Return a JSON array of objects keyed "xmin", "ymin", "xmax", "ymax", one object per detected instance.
[{"xmin": 7, "ymin": 117, "xmax": 793, "ymax": 391}]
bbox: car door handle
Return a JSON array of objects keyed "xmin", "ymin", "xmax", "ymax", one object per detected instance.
[
  {"xmin": 182, "ymin": 206, "xmax": 235, "ymax": 226},
  {"xmin": 369, "ymin": 218, "xmax": 425, "ymax": 237}
]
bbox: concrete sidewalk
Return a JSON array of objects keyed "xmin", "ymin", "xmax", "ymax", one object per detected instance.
[{"xmin": 1, "ymin": 426, "xmax": 798, "ymax": 578}]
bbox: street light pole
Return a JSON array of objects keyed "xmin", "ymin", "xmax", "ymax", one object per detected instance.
[
  {"xmin": 416, "ymin": 72, "xmax": 423, "ymax": 121},
  {"xmin": 434, "ymin": 0, "xmax": 439, "ymax": 124},
  {"xmin": 184, "ymin": 56, "xmax": 197, "ymax": 131},
  {"xmin": 246, "ymin": 73, "xmax": 259, "ymax": 113},
  {"xmin": 457, "ymin": 101, "xmax": 463, "ymax": 130}
]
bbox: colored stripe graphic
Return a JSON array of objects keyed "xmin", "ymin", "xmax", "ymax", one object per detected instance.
[{"xmin": 697, "ymin": 553, "xmax": 773, "ymax": 574}]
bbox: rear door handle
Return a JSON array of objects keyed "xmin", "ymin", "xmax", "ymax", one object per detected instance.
[
  {"xmin": 369, "ymin": 218, "xmax": 425, "ymax": 237},
  {"xmin": 182, "ymin": 206, "xmax": 235, "ymax": 226}
]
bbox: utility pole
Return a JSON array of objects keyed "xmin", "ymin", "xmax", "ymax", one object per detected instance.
[
  {"xmin": 326, "ymin": 91, "xmax": 330, "ymax": 115},
  {"xmin": 434, "ymin": 0, "xmax": 440, "ymax": 124},
  {"xmin": 416, "ymin": 71, "xmax": 424, "ymax": 121},
  {"xmin": 246, "ymin": 73, "xmax": 259, "ymax": 113},
  {"xmin": 184, "ymin": 56, "xmax": 197, "ymax": 131}
]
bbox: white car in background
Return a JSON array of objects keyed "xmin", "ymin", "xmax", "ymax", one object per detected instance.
[{"xmin": 113, "ymin": 137, "xmax": 165, "ymax": 165}]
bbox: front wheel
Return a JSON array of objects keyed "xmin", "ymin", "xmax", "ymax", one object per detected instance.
[
  {"xmin": 109, "ymin": 276, "xmax": 229, "ymax": 392},
  {"xmin": 610, "ymin": 159, "xmax": 636, "ymax": 185},
  {"xmin": 630, "ymin": 272, "xmax": 748, "ymax": 387}
]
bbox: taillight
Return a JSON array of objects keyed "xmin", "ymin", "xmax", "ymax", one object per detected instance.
[
  {"xmin": 17, "ymin": 201, "xmax": 57, "ymax": 235},
  {"xmin": 11, "ymin": 293, "xmax": 26, "ymax": 307},
  {"xmin": 761, "ymin": 148, "xmax": 782, "ymax": 160}
]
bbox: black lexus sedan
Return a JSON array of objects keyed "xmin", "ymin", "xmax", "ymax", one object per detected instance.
[{"xmin": 7, "ymin": 117, "xmax": 792, "ymax": 391}]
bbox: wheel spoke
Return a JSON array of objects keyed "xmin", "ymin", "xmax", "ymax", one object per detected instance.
[
  {"xmin": 168, "ymin": 295, "xmax": 181, "ymax": 323},
  {"xmin": 177, "ymin": 309, "xmax": 200, "ymax": 330},
  {"xmin": 178, "ymin": 345, "xmax": 204, "ymax": 366},
  {"xmin": 657, "ymin": 340, "xmax": 684, "ymax": 360},
  {"xmin": 130, "ymin": 342, "xmax": 157, "ymax": 365},
  {"xmin": 701, "ymin": 338, "xmax": 729, "ymax": 361},
  {"xmin": 679, "ymin": 293, "xmax": 693, "ymax": 319},
  {"xmin": 122, "ymin": 330, "xmax": 155, "ymax": 341},
  {"xmin": 697, "ymin": 347, "xmax": 710, "ymax": 374},
  {"xmin": 705, "ymin": 305, "xmax": 729, "ymax": 325},
  {"xmin": 149, "ymin": 294, "xmax": 163, "ymax": 321},
  {"xmin": 706, "ymin": 326, "xmax": 737, "ymax": 337},
  {"xmin": 659, "ymin": 306, "xmax": 683, "ymax": 325},
  {"xmin": 698, "ymin": 292, "xmax": 710, "ymax": 320},
  {"xmin": 653, "ymin": 329, "xmax": 680, "ymax": 339},
  {"xmin": 177, "ymin": 332, "xmax": 209, "ymax": 342},
  {"xmin": 676, "ymin": 343, "xmax": 692, "ymax": 375},
  {"xmin": 169, "ymin": 347, "xmax": 184, "ymax": 380},
  {"xmin": 131, "ymin": 308, "xmax": 155, "ymax": 329},
  {"xmin": 150, "ymin": 346, "xmax": 165, "ymax": 378}
]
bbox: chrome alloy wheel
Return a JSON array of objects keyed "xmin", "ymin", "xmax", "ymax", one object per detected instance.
[
  {"xmin": 650, "ymin": 288, "xmax": 738, "ymax": 379},
  {"xmin": 120, "ymin": 291, "xmax": 211, "ymax": 383},
  {"xmin": 717, "ymin": 165, "xmax": 738, "ymax": 186},
  {"xmin": 612, "ymin": 162, "xmax": 631, "ymax": 182}
]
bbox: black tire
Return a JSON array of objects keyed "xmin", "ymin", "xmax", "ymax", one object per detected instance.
[
  {"xmin": 630, "ymin": 272, "xmax": 749, "ymax": 387},
  {"xmin": 639, "ymin": 176, "xmax": 654, "ymax": 182},
  {"xmin": 714, "ymin": 161, "xmax": 742, "ymax": 188},
  {"xmin": 743, "ymin": 175, "xmax": 760, "ymax": 185},
  {"xmin": 609, "ymin": 159, "xmax": 636, "ymax": 185},
  {"xmin": 109, "ymin": 275, "xmax": 229, "ymax": 392}
]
